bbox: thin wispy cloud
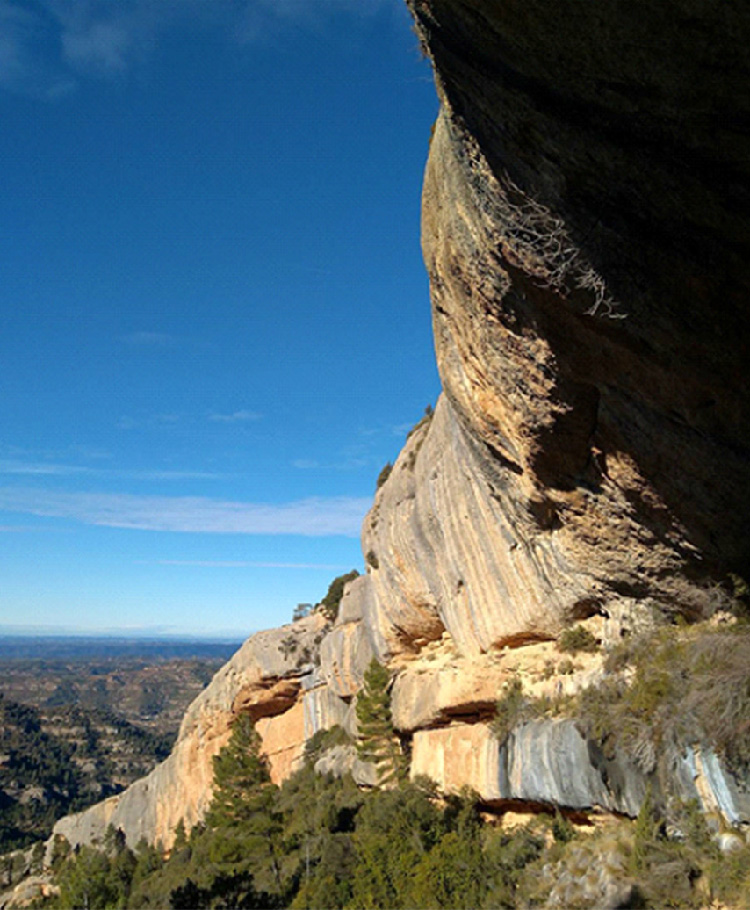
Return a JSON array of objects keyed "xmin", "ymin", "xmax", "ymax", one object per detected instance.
[
  {"xmin": 116, "ymin": 413, "xmax": 183, "ymax": 430},
  {"xmin": 0, "ymin": 524, "xmax": 57, "ymax": 533},
  {"xmin": 208, "ymin": 410, "xmax": 262, "ymax": 424},
  {"xmin": 117, "ymin": 410, "xmax": 262, "ymax": 430},
  {"xmin": 0, "ymin": 487, "xmax": 370, "ymax": 536},
  {"xmin": 0, "ymin": 460, "xmax": 225, "ymax": 482},
  {"xmin": 131, "ymin": 469, "xmax": 225, "ymax": 481},
  {"xmin": 0, "ymin": 443, "xmax": 111, "ymax": 463},
  {"xmin": 0, "ymin": 460, "xmax": 88, "ymax": 477},
  {"xmin": 292, "ymin": 458, "xmax": 320, "ymax": 470},
  {"xmin": 0, "ymin": 2, "xmax": 74, "ymax": 97},
  {"xmin": 291, "ymin": 456, "xmax": 371, "ymax": 472},
  {"xmin": 62, "ymin": 18, "xmax": 133, "ymax": 75},
  {"xmin": 0, "ymin": 0, "xmax": 401, "ymax": 96},
  {"xmin": 67, "ymin": 444, "xmax": 112, "ymax": 461}
]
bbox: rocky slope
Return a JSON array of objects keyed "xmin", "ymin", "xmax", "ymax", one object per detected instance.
[
  {"xmin": 54, "ymin": 614, "xmax": 349, "ymax": 850},
  {"xmin": 52, "ymin": 0, "xmax": 750, "ymax": 851}
]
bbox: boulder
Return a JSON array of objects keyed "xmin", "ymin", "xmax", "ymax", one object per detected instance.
[{"xmin": 314, "ymin": 745, "xmax": 379, "ymax": 788}]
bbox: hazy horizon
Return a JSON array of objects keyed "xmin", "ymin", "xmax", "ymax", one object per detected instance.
[{"xmin": 0, "ymin": 623, "xmax": 248, "ymax": 642}]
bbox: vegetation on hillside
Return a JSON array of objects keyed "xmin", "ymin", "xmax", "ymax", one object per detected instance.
[
  {"xmin": 0, "ymin": 653, "xmax": 228, "ymax": 737},
  {"xmin": 557, "ymin": 623, "xmax": 599, "ymax": 655},
  {"xmin": 375, "ymin": 462, "xmax": 393, "ymax": 490},
  {"xmin": 0, "ymin": 645, "xmax": 221, "ymax": 853},
  {"xmin": 576, "ymin": 620, "xmax": 750, "ymax": 777},
  {"xmin": 31, "ymin": 701, "xmax": 750, "ymax": 909},
  {"xmin": 9, "ymin": 615, "xmax": 750, "ymax": 907},
  {"xmin": 490, "ymin": 617, "xmax": 750, "ymax": 784},
  {"xmin": 0, "ymin": 695, "xmax": 172, "ymax": 854},
  {"xmin": 405, "ymin": 404, "xmax": 434, "ymax": 441},
  {"xmin": 32, "ymin": 719, "xmax": 549, "ymax": 909}
]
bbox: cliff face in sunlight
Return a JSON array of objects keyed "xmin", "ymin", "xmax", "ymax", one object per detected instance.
[
  {"xmin": 404, "ymin": 0, "xmax": 750, "ymax": 636},
  {"xmin": 52, "ymin": 0, "xmax": 750, "ymax": 851}
]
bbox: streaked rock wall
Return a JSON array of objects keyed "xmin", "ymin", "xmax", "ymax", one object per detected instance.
[{"xmin": 411, "ymin": 720, "xmax": 750, "ymax": 826}]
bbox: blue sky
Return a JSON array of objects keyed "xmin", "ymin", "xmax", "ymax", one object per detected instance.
[{"xmin": 0, "ymin": 0, "xmax": 440, "ymax": 638}]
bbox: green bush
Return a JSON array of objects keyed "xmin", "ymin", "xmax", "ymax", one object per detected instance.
[
  {"xmin": 491, "ymin": 678, "xmax": 530, "ymax": 743},
  {"xmin": 558, "ymin": 624, "xmax": 599, "ymax": 654},
  {"xmin": 405, "ymin": 404, "xmax": 435, "ymax": 441},
  {"xmin": 303, "ymin": 725, "xmax": 352, "ymax": 765},
  {"xmin": 490, "ymin": 679, "xmax": 572, "ymax": 743},
  {"xmin": 577, "ymin": 622, "xmax": 750, "ymax": 775},
  {"xmin": 376, "ymin": 462, "xmax": 393, "ymax": 490},
  {"xmin": 319, "ymin": 570, "xmax": 359, "ymax": 622},
  {"xmin": 551, "ymin": 810, "xmax": 575, "ymax": 844},
  {"xmin": 356, "ymin": 660, "xmax": 405, "ymax": 787}
]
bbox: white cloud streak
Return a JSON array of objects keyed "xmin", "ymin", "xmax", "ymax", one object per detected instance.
[
  {"xmin": 116, "ymin": 414, "xmax": 183, "ymax": 430},
  {"xmin": 0, "ymin": 524, "xmax": 55, "ymax": 533},
  {"xmin": 208, "ymin": 410, "xmax": 262, "ymax": 423},
  {"xmin": 0, "ymin": 460, "xmax": 224, "ymax": 481},
  {"xmin": 0, "ymin": 487, "xmax": 370, "ymax": 536}
]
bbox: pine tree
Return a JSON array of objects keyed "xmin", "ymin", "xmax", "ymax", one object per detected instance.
[
  {"xmin": 356, "ymin": 659, "xmax": 404, "ymax": 787},
  {"xmin": 205, "ymin": 714, "xmax": 284, "ymax": 895},
  {"xmin": 207, "ymin": 716, "xmax": 273, "ymax": 826}
]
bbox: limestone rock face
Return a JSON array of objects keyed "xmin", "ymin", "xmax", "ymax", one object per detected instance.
[
  {"xmin": 410, "ymin": 720, "xmax": 750, "ymax": 826},
  {"xmin": 404, "ymin": 0, "xmax": 750, "ymax": 628},
  {"xmin": 52, "ymin": 614, "xmax": 341, "ymax": 849},
  {"xmin": 256, "ymin": 701, "xmax": 307, "ymax": 785},
  {"xmin": 314, "ymin": 745, "xmax": 379, "ymax": 788},
  {"xmin": 319, "ymin": 575, "xmax": 376, "ymax": 696},
  {"xmin": 392, "ymin": 659, "xmax": 504, "ymax": 732},
  {"xmin": 363, "ymin": 397, "xmax": 583, "ymax": 655},
  {"xmin": 49, "ymin": 0, "xmax": 750, "ymax": 857}
]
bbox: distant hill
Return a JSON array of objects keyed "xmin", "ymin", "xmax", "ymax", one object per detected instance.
[
  {"xmin": 0, "ymin": 636, "xmax": 243, "ymax": 852},
  {"xmin": 0, "ymin": 635, "xmax": 242, "ymax": 661}
]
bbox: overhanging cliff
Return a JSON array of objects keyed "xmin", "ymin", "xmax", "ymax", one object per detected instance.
[
  {"xmin": 400, "ymin": 0, "xmax": 750, "ymax": 635},
  {"xmin": 51, "ymin": 0, "xmax": 750, "ymax": 851}
]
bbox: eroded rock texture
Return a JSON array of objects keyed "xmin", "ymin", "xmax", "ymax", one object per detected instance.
[
  {"xmin": 319, "ymin": 575, "xmax": 377, "ymax": 695},
  {"xmin": 363, "ymin": 393, "xmax": 597, "ymax": 655},
  {"xmin": 385, "ymin": 0, "xmax": 750, "ymax": 642},
  {"xmin": 410, "ymin": 721, "xmax": 750, "ymax": 826}
]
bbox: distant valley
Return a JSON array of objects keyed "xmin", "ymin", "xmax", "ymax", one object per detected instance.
[{"xmin": 0, "ymin": 636, "xmax": 241, "ymax": 852}]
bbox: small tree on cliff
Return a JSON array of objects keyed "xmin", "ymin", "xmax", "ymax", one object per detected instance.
[
  {"xmin": 319, "ymin": 569, "xmax": 360, "ymax": 622},
  {"xmin": 356, "ymin": 658, "xmax": 405, "ymax": 786}
]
